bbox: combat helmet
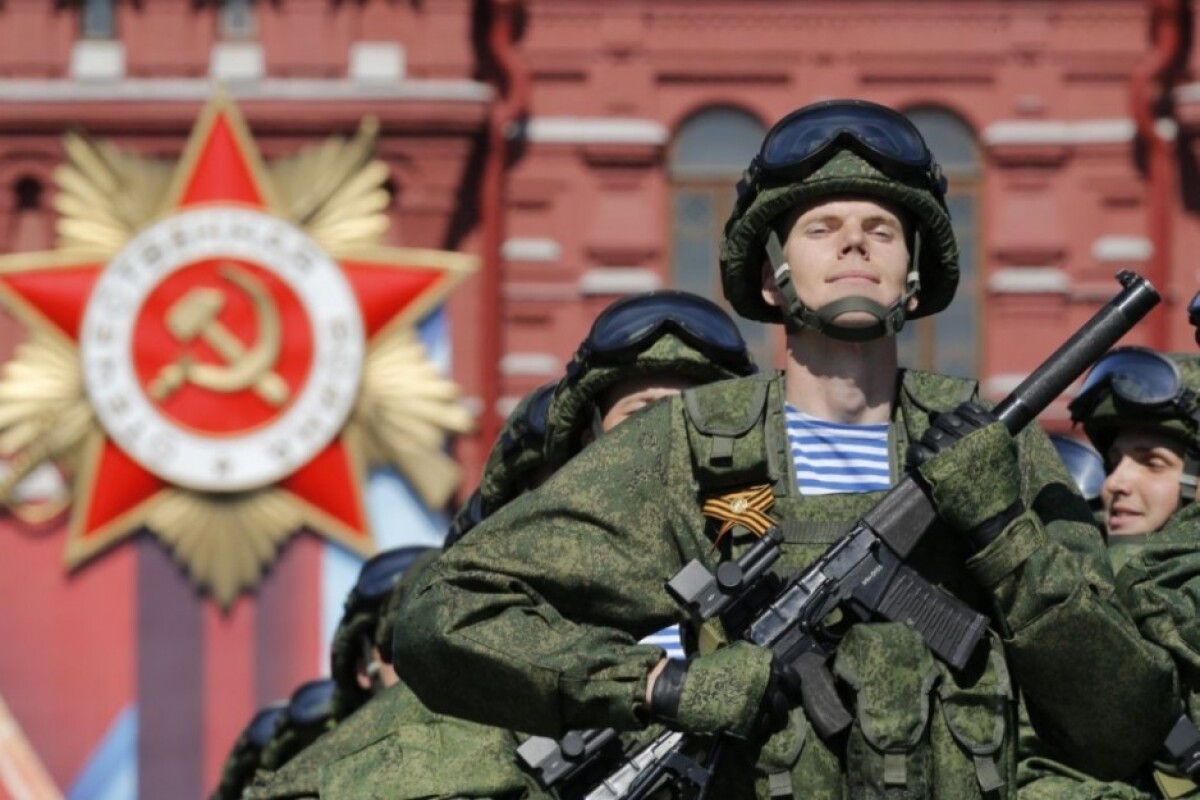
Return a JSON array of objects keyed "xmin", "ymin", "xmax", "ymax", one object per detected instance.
[
  {"xmin": 210, "ymin": 702, "xmax": 287, "ymax": 800},
  {"xmin": 478, "ymin": 381, "xmax": 557, "ymax": 518},
  {"xmin": 545, "ymin": 290, "xmax": 756, "ymax": 463},
  {"xmin": 329, "ymin": 547, "xmax": 436, "ymax": 719},
  {"xmin": 443, "ymin": 382, "xmax": 556, "ymax": 550},
  {"xmin": 721, "ymin": 99, "xmax": 958, "ymax": 341},
  {"xmin": 1069, "ymin": 348, "xmax": 1200, "ymax": 506},
  {"xmin": 258, "ymin": 678, "xmax": 337, "ymax": 772}
]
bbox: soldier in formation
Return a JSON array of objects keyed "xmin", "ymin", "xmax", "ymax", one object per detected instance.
[
  {"xmin": 394, "ymin": 99, "xmax": 1178, "ymax": 798},
  {"xmin": 237, "ymin": 290, "xmax": 755, "ymax": 799},
  {"xmin": 1021, "ymin": 350, "xmax": 1200, "ymax": 798}
]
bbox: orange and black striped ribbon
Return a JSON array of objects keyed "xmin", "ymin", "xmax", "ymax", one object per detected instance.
[{"xmin": 701, "ymin": 484, "xmax": 775, "ymax": 547}]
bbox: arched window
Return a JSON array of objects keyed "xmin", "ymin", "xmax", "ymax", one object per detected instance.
[
  {"xmin": 80, "ymin": 0, "xmax": 116, "ymax": 39},
  {"xmin": 897, "ymin": 107, "xmax": 981, "ymax": 378},
  {"xmin": 219, "ymin": 0, "xmax": 257, "ymax": 39},
  {"xmin": 668, "ymin": 107, "xmax": 771, "ymax": 365},
  {"xmin": 8, "ymin": 176, "xmax": 51, "ymax": 253}
]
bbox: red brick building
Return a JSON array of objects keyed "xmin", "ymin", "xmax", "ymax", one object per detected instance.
[{"xmin": 0, "ymin": 2, "xmax": 1193, "ymax": 797}]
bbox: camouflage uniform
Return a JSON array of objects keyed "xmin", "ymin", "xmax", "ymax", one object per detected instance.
[
  {"xmin": 1019, "ymin": 354, "xmax": 1200, "ymax": 798},
  {"xmin": 245, "ymin": 681, "xmax": 546, "ymax": 800},
  {"xmin": 395, "ymin": 108, "xmax": 1176, "ymax": 797},
  {"xmin": 257, "ymin": 679, "xmax": 338, "ymax": 774},
  {"xmin": 248, "ymin": 303, "xmax": 754, "ymax": 799},
  {"xmin": 210, "ymin": 703, "xmax": 287, "ymax": 800}
]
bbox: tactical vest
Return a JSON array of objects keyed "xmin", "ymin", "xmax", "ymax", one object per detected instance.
[{"xmin": 679, "ymin": 370, "xmax": 1015, "ymax": 800}]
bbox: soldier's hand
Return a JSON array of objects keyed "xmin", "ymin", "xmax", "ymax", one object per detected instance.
[
  {"xmin": 907, "ymin": 401, "xmax": 1024, "ymax": 550},
  {"xmin": 647, "ymin": 642, "xmax": 790, "ymax": 739}
]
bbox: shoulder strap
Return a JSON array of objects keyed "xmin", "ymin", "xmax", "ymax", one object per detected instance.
[{"xmin": 895, "ymin": 369, "xmax": 979, "ymax": 457}]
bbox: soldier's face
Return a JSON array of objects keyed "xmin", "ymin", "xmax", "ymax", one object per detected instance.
[
  {"xmin": 762, "ymin": 197, "xmax": 916, "ymax": 328},
  {"xmin": 1101, "ymin": 429, "xmax": 1185, "ymax": 537},
  {"xmin": 598, "ymin": 375, "xmax": 700, "ymax": 432}
]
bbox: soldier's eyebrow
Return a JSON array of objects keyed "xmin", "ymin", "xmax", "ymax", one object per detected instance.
[{"xmin": 863, "ymin": 214, "xmax": 902, "ymax": 228}]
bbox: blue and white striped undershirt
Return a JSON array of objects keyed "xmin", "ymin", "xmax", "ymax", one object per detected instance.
[
  {"xmin": 645, "ymin": 407, "xmax": 893, "ymax": 660},
  {"xmin": 785, "ymin": 404, "xmax": 891, "ymax": 495}
]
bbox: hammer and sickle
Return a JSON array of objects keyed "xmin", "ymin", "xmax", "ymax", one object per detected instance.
[{"xmin": 149, "ymin": 263, "xmax": 290, "ymax": 407}]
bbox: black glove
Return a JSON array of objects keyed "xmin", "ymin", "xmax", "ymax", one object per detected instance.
[
  {"xmin": 649, "ymin": 643, "xmax": 787, "ymax": 738},
  {"xmin": 649, "ymin": 646, "xmax": 852, "ymax": 740},
  {"xmin": 907, "ymin": 401, "xmax": 1025, "ymax": 550}
]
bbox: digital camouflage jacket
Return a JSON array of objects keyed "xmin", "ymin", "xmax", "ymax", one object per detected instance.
[
  {"xmin": 1115, "ymin": 503, "xmax": 1200, "ymax": 798},
  {"xmin": 245, "ymin": 680, "xmax": 545, "ymax": 800},
  {"xmin": 396, "ymin": 370, "xmax": 1177, "ymax": 799}
]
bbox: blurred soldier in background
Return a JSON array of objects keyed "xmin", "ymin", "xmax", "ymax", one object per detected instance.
[
  {"xmin": 1021, "ymin": 350, "xmax": 1200, "ymax": 799},
  {"xmin": 328, "ymin": 546, "xmax": 437, "ymax": 720},
  {"xmin": 255, "ymin": 679, "xmax": 337, "ymax": 774},
  {"xmin": 396, "ymin": 99, "xmax": 1177, "ymax": 797},
  {"xmin": 247, "ymin": 292, "xmax": 754, "ymax": 799},
  {"xmin": 210, "ymin": 702, "xmax": 287, "ymax": 800}
]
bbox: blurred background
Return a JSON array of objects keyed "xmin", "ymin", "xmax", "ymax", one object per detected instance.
[{"xmin": 0, "ymin": 1, "xmax": 1197, "ymax": 798}]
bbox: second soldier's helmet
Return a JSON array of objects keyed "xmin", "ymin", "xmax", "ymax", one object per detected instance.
[
  {"xmin": 444, "ymin": 382, "xmax": 556, "ymax": 549},
  {"xmin": 329, "ymin": 547, "xmax": 436, "ymax": 718},
  {"xmin": 1069, "ymin": 347, "xmax": 1200, "ymax": 503},
  {"xmin": 1049, "ymin": 435, "xmax": 1106, "ymax": 510},
  {"xmin": 546, "ymin": 290, "xmax": 756, "ymax": 463},
  {"xmin": 720, "ymin": 99, "xmax": 958, "ymax": 340}
]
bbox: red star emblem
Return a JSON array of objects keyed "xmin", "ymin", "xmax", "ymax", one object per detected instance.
[{"xmin": 0, "ymin": 93, "xmax": 471, "ymax": 589}]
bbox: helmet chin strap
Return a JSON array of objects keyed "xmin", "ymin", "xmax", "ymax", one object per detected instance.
[{"xmin": 765, "ymin": 229, "xmax": 920, "ymax": 342}]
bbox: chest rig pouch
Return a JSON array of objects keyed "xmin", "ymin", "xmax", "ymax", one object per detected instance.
[
  {"xmin": 682, "ymin": 374, "xmax": 775, "ymax": 493},
  {"xmin": 679, "ymin": 371, "xmax": 1013, "ymax": 799}
]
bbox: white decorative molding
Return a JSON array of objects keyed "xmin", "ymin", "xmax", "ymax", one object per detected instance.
[
  {"xmin": 0, "ymin": 78, "xmax": 491, "ymax": 103},
  {"xmin": 502, "ymin": 237, "xmax": 562, "ymax": 263},
  {"xmin": 497, "ymin": 395, "xmax": 524, "ymax": 418},
  {"xmin": 988, "ymin": 267, "xmax": 1071, "ymax": 294},
  {"xmin": 69, "ymin": 40, "xmax": 125, "ymax": 82},
  {"xmin": 982, "ymin": 119, "xmax": 1135, "ymax": 146},
  {"xmin": 210, "ymin": 42, "xmax": 266, "ymax": 82},
  {"xmin": 500, "ymin": 352, "xmax": 562, "ymax": 377},
  {"xmin": 348, "ymin": 42, "xmax": 405, "ymax": 83},
  {"xmin": 1092, "ymin": 235, "xmax": 1152, "ymax": 263},
  {"xmin": 579, "ymin": 267, "xmax": 662, "ymax": 295},
  {"xmin": 525, "ymin": 117, "xmax": 669, "ymax": 145}
]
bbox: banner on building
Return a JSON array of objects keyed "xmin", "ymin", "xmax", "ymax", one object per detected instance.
[{"xmin": 0, "ymin": 92, "xmax": 475, "ymax": 604}]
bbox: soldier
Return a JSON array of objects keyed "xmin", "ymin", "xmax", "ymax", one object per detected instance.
[
  {"xmin": 210, "ymin": 702, "xmax": 287, "ymax": 800},
  {"xmin": 328, "ymin": 546, "xmax": 438, "ymax": 720},
  {"xmin": 445, "ymin": 381, "xmax": 557, "ymax": 548},
  {"xmin": 1020, "ymin": 350, "xmax": 1200, "ymax": 798},
  {"xmin": 395, "ymin": 98, "xmax": 1177, "ymax": 797},
  {"xmin": 247, "ymin": 296, "xmax": 755, "ymax": 799},
  {"xmin": 256, "ymin": 679, "xmax": 338, "ymax": 773}
]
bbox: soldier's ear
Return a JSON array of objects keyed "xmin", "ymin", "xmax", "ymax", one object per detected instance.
[{"xmin": 761, "ymin": 260, "xmax": 784, "ymax": 309}]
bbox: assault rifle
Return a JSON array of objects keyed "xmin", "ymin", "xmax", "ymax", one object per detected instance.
[
  {"xmin": 517, "ymin": 729, "xmax": 707, "ymax": 800},
  {"xmin": 518, "ymin": 271, "xmax": 1160, "ymax": 799}
]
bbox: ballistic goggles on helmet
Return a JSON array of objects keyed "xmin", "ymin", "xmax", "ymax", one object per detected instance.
[
  {"xmin": 247, "ymin": 702, "xmax": 287, "ymax": 748},
  {"xmin": 565, "ymin": 291, "xmax": 755, "ymax": 381},
  {"xmin": 738, "ymin": 99, "xmax": 948, "ymax": 213},
  {"xmin": 288, "ymin": 679, "xmax": 337, "ymax": 728},
  {"xmin": 345, "ymin": 547, "xmax": 431, "ymax": 612},
  {"xmin": 499, "ymin": 382, "xmax": 556, "ymax": 458},
  {"xmin": 1069, "ymin": 346, "xmax": 1198, "ymax": 422}
]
